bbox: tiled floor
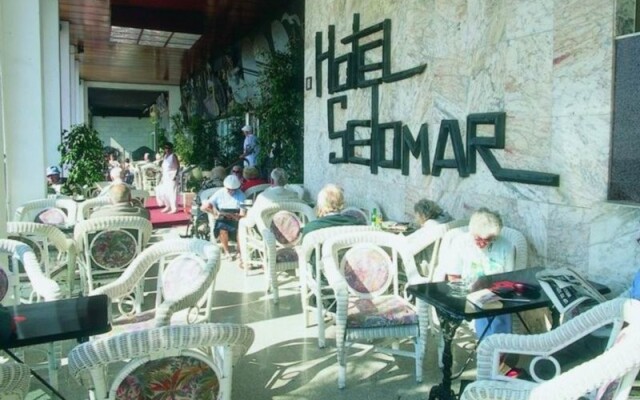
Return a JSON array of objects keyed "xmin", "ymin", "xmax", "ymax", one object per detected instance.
[{"xmin": 19, "ymin": 227, "xmax": 476, "ymax": 399}]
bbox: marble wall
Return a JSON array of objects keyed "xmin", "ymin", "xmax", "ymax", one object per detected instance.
[{"xmin": 304, "ymin": 0, "xmax": 640, "ymax": 294}]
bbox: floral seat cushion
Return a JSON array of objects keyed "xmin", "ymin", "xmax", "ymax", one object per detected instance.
[
  {"xmin": 116, "ymin": 355, "xmax": 219, "ymax": 400},
  {"xmin": 89, "ymin": 230, "xmax": 137, "ymax": 270},
  {"xmin": 347, "ymin": 295, "xmax": 418, "ymax": 328},
  {"xmin": 162, "ymin": 255, "xmax": 208, "ymax": 302},
  {"xmin": 342, "ymin": 244, "xmax": 392, "ymax": 295},
  {"xmin": 35, "ymin": 207, "xmax": 67, "ymax": 226},
  {"xmin": 270, "ymin": 211, "xmax": 302, "ymax": 247},
  {"xmin": 0, "ymin": 268, "xmax": 8, "ymax": 302}
]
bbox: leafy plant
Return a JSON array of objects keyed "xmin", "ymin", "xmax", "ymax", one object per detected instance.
[
  {"xmin": 171, "ymin": 113, "xmax": 218, "ymax": 170},
  {"xmin": 58, "ymin": 124, "xmax": 105, "ymax": 194},
  {"xmin": 255, "ymin": 34, "xmax": 304, "ymax": 182}
]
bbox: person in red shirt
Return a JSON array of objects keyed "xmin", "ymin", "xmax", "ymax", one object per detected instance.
[{"xmin": 240, "ymin": 166, "xmax": 267, "ymax": 192}]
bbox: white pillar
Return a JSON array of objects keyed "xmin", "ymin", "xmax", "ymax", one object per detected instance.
[
  {"xmin": 59, "ymin": 21, "xmax": 71, "ymax": 134},
  {"xmin": 69, "ymin": 47, "xmax": 77, "ymax": 125},
  {"xmin": 41, "ymin": 0, "xmax": 61, "ymax": 168},
  {"xmin": 0, "ymin": 1, "xmax": 7, "ymax": 237},
  {"xmin": 0, "ymin": 0, "xmax": 47, "ymax": 213}
]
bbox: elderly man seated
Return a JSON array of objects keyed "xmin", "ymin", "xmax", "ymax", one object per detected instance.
[
  {"xmin": 46, "ymin": 165, "xmax": 65, "ymax": 195},
  {"xmin": 91, "ymin": 183, "xmax": 150, "ymax": 220},
  {"xmin": 200, "ymin": 175, "xmax": 246, "ymax": 260},
  {"xmin": 250, "ymin": 168, "xmax": 301, "ymax": 214},
  {"xmin": 302, "ymin": 183, "xmax": 364, "ymax": 237}
]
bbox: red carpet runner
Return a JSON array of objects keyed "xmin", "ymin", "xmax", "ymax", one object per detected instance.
[{"xmin": 147, "ymin": 196, "xmax": 191, "ymax": 229}]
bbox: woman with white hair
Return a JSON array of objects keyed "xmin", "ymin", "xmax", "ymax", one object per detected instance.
[
  {"xmin": 302, "ymin": 184, "xmax": 364, "ymax": 237},
  {"xmin": 444, "ymin": 207, "xmax": 516, "ymax": 336}
]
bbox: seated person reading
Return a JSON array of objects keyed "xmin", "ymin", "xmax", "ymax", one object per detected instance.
[
  {"xmin": 444, "ymin": 208, "xmax": 515, "ymax": 337},
  {"xmin": 200, "ymin": 175, "xmax": 246, "ymax": 260}
]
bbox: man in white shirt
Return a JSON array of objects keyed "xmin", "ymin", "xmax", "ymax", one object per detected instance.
[{"xmin": 250, "ymin": 168, "xmax": 300, "ymax": 213}]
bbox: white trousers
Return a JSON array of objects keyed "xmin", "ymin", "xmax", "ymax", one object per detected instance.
[{"xmin": 156, "ymin": 170, "xmax": 178, "ymax": 210}]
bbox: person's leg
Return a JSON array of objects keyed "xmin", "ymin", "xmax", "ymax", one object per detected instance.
[
  {"xmin": 167, "ymin": 179, "xmax": 178, "ymax": 213},
  {"xmin": 219, "ymin": 229, "xmax": 231, "ymax": 257}
]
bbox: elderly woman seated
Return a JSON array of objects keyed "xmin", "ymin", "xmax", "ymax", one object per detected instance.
[
  {"xmin": 414, "ymin": 198, "xmax": 452, "ymax": 227},
  {"xmin": 444, "ymin": 208, "xmax": 515, "ymax": 337},
  {"xmin": 302, "ymin": 184, "xmax": 364, "ymax": 237}
]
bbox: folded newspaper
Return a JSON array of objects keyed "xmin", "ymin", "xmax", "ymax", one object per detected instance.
[{"xmin": 536, "ymin": 267, "xmax": 607, "ymax": 314}]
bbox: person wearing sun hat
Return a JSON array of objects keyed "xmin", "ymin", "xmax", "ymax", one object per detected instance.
[
  {"xmin": 200, "ymin": 174, "xmax": 246, "ymax": 260},
  {"xmin": 46, "ymin": 165, "xmax": 65, "ymax": 194}
]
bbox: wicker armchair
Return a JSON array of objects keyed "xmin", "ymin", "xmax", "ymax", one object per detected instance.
[
  {"xmin": 76, "ymin": 196, "xmax": 112, "ymax": 221},
  {"xmin": 321, "ymin": 230, "xmax": 430, "ymax": 389},
  {"xmin": 73, "ymin": 216, "xmax": 152, "ymax": 294},
  {"xmin": 284, "ymin": 183, "xmax": 306, "ymax": 200},
  {"xmin": 297, "ymin": 225, "xmax": 377, "ymax": 348},
  {"xmin": 405, "ymin": 219, "xmax": 468, "ymax": 277},
  {"xmin": 461, "ymin": 298, "xmax": 640, "ymax": 400},
  {"xmin": 244, "ymin": 183, "xmax": 271, "ymax": 201},
  {"xmin": 139, "ymin": 163, "xmax": 161, "ymax": 192},
  {"xmin": 0, "ymin": 363, "xmax": 32, "ymax": 400},
  {"xmin": 90, "ymin": 238, "xmax": 220, "ymax": 334},
  {"xmin": 68, "ymin": 323, "xmax": 254, "ymax": 400},
  {"xmin": 7, "ymin": 222, "xmax": 77, "ymax": 298},
  {"xmin": 0, "ymin": 239, "xmax": 61, "ymax": 304},
  {"xmin": 258, "ymin": 202, "xmax": 316, "ymax": 303},
  {"xmin": 13, "ymin": 197, "xmax": 78, "ymax": 228}
]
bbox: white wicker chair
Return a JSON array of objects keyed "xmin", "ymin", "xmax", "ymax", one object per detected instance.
[
  {"xmin": 244, "ymin": 183, "xmax": 271, "ymax": 201},
  {"xmin": 0, "ymin": 363, "xmax": 32, "ymax": 400},
  {"xmin": 7, "ymin": 222, "xmax": 77, "ymax": 298},
  {"xmin": 284, "ymin": 183, "xmax": 306, "ymax": 200},
  {"xmin": 13, "ymin": 197, "xmax": 78, "ymax": 228},
  {"xmin": 405, "ymin": 218, "xmax": 468, "ymax": 277},
  {"xmin": 461, "ymin": 298, "xmax": 640, "ymax": 400},
  {"xmin": 297, "ymin": 225, "xmax": 377, "ymax": 348},
  {"xmin": 257, "ymin": 202, "xmax": 316, "ymax": 303},
  {"xmin": 321, "ymin": 230, "xmax": 430, "ymax": 389},
  {"xmin": 90, "ymin": 238, "xmax": 220, "ymax": 332},
  {"xmin": 76, "ymin": 196, "xmax": 112, "ymax": 221},
  {"xmin": 129, "ymin": 189, "xmax": 149, "ymax": 208},
  {"xmin": 68, "ymin": 323, "xmax": 254, "ymax": 400},
  {"xmin": 73, "ymin": 216, "xmax": 152, "ymax": 294}
]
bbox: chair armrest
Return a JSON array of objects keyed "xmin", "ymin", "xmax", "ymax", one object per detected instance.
[
  {"xmin": 321, "ymin": 253, "xmax": 349, "ymax": 301},
  {"xmin": 476, "ymin": 298, "xmax": 629, "ymax": 381}
]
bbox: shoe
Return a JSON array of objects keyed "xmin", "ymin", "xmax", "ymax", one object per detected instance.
[
  {"xmin": 167, "ymin": 209, "xmax": 178, "ymax": 214},
  {"xmin": 221, "ymin": 252, "xmax": 232, "ymax": 261}
]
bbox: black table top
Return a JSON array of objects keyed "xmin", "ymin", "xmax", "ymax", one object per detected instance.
[
  {"xmin": 2, "ymin": 294, "xmax": 111, "ymax": 348},
  {"xmin": 407, "ymin": 267, "xmax": 610, "ymax": 321}
]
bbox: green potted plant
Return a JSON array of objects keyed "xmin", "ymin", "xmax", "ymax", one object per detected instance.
[{"xmin": 58, "ymin": 124, "xmax": 105, "ymax": 196}]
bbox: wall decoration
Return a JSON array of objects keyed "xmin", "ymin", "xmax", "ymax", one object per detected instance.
[{"xmin": 317, "ymin": 13, "xmax": 560, "ymax": 187}]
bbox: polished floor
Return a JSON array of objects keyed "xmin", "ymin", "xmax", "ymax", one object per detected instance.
[{"xmin": 20, "ymin": 227, "xmax": 476, "ymax": 400}]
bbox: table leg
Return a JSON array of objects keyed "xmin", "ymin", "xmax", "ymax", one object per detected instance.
[{"xmin": 428, "ymin": 312, "xmax": 463, "ymax": 400}]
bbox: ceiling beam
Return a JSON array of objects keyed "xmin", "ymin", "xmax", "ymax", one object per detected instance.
[{"xmin": 111, "ymin": 5, "xmax": 206, "ymax": 34}]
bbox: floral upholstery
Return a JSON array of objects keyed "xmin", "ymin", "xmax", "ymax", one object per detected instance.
[
  {"xmin": 342, "ymin": 244, "xmax": 392, "ymax": 295},
  {"xmin": 162, "ymin": 255, "xmax": 208, "ymax": 302},
  {"xmin": 89, "ymin": 230, "xmax": 137, "ymax": 270},
  {"xmin": 341, "ymin": 207, "xmax": 369, "ymax": 225},
  {"xmin": 0, "ymin": 269, "xmax": 8, "ymax": 301},
  {"xmin": 347, "ymin": 296, "xmax": 418, "ymax": 328},
  {"xmin": 115, "ymin": 355, "xmax": 219, "ymax": 400},
  {"xmin": 35, "ymin": 207, "xmax": 67, "ymax": 226},
  {"xmin": 270, "ymin": 211, "xmax": 302, "ymax": 247},
  {"xmin": 276, "ymin": 248, "xmax": 298, "ymax": 263}
]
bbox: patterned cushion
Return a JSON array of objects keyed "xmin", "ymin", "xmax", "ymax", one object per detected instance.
[
  {"xmin": 341, "ymin": 207, "xmax": 368, "ymax": 225},
  {"xmin": 342, "ymin": 244, "xmax": 392, "ymax": 295},
  {"xmin": 116, "ymin": 355, "xmax": 219, "ymax": 400},
  {"xmin": 89, "ymin": 230, "xmax": 137, "ymax": 270},
  {"xmin": 0, "ymin": 268, "xmax": 8, "ymax": 302},
  {"xmin": 347, "ymin": 295, "xmax": 418, "ymax": 328},
  {"xmin": 276, "ymin": 248, "xmax": 299, "ymax": 263},
  {"xmin": 270, "ymin": 211, "xmax": 302, "ymax": 247},
  {"xmin": 35, "ymin": 207, "xmax": 67, "ymax": 226},
  {"xmin": 162, "ymin": 255, "xmax": 208, "ymax": 302}
]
